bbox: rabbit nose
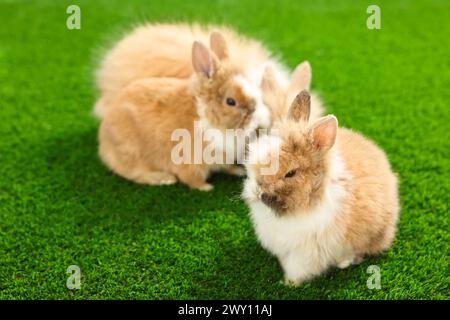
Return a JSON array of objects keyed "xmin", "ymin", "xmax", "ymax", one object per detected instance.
[
  {"xmin": 247, "ymin": 105, "xmax": 256, "ymax": 114},
  {"xmin": 261, "ymin": 193, "xmax": 278, "ymax": 206},
  {"xmin": 239, "ymin": 105, "xmax": 255, "ymax": 114}
]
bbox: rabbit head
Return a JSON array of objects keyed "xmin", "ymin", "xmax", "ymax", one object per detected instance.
[
  {"xmin": 190, "ymin": 32, "xmax": 270, "ymax": 134},
  {"xmin": 243, "ymin": 90, "xmax": 338, "ymax": 215}
]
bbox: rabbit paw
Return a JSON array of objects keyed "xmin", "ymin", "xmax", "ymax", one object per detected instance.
[
  {"xmin": 282, "ymin": 277, "xmax": 304, "ymax": 287},
  {"xmin": 196, "ymin": 183, "xmax": 214, "ymax": 192},
  {"xmin": 224, "ymin": 166, "xmax": 246, "ymax": 177},
  {"xmin": 337, "ymin": 255, "xmax": 364, "ymax": 269}
]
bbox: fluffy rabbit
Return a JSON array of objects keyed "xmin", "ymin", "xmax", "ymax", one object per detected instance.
[
  {"xmin": 94, "ymin": 23, "xmax": 291, "ymax": 119},
  {"xmin": 99, "ymin": 40, "xmax": 271, "ymax": 191},
  {"xmin": 261, "ymin": 61, "xmax": 324, "ymax": 123},
  {"xmin": 242, "ymin": 90, "xmax": 400, "ymax": 285}
]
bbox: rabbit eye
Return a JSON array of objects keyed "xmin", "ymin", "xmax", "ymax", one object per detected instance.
[
  {"xmin": 284, "ymin": 169, "xmax": 297, "ymax": 178},
  {"xmin": 226, "ymin": 97, "xmax": 236, "ymax": 107}
]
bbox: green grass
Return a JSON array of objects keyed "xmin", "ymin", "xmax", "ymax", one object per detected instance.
[{"xmin": 0, "ymin": 0, "xmax": 449, "ymax": 299}]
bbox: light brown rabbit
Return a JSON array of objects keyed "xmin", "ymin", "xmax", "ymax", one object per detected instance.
[
  {"xmin": 242, "ymin": 90, "xmax": 400, "ymax": 285},
  {"xmin": 94, "ymin": 23, "xmax": 291, "ymax": 119},
  {"xmin": 260, "ymin": 61, "xmax": 324, "ymax": 123},
  {"xmin": 99, "ymin": 41, "xmax": 271, "ymax": 191}
]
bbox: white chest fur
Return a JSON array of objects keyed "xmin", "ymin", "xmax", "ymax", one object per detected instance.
[{"xmin": 248, "ymin": 183, "xmax": 345, "ymax": 260}]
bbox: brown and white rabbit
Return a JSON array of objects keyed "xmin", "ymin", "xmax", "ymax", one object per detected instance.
[
  {"xmin": 99, "ymin": 40, "xmax": 271, "ymax": 191},
  {"xmin": 94, "ymin": 23, "xmax": 291, "ymax": 119},
  {"xmin": 261, "ymin": 61, "xmax": 324, "ymax": 123},
  {"xmin": 242, "ymin": 90, "xmax": 400, "ymax": 285}
]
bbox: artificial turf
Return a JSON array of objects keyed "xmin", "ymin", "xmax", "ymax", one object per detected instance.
[{"xmin": 0, "ymin": 0, "xmax": 449, "ymax": 299}]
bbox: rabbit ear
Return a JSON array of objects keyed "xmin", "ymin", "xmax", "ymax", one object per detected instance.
[
  {"xmin": 261, "ymin": 65, "xmax": 280, "ymax": 93},
  {"xmin": 192, "ymin": 41, "xmax": 216, "ymax": 78},
  {"xmin": 261, "ymin": 66, "xmax": 285, "ymax": 123},
  {"xmin": 288, "ymin": 90, "xmax": 311, "ymax": 122},
  {"xmin": 311, "ymin": 115, "xmax": 338, "ymax": 151},
  {"xmin": 286, "ymin": 61, "xmax": 311, "ymax": 105},
  {"xmin": 210, "ymin": 31, "xmax": 229, "ymax": 60}
]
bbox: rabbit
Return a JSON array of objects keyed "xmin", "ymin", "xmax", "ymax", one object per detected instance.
[
  {"xmin": 242, "ymin": 90, "xmax": 400, "ymax": 285},
  {"xmin": 261, "ymin": 61, "xmax": 324, "ymax": 123},
  {"xmin": 94, "ymin": 23, "xmax": 291, "ymax": 119},
  {"xmin": 99, "ymin": 40, "xmax": 272, "ymax": 191}
]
